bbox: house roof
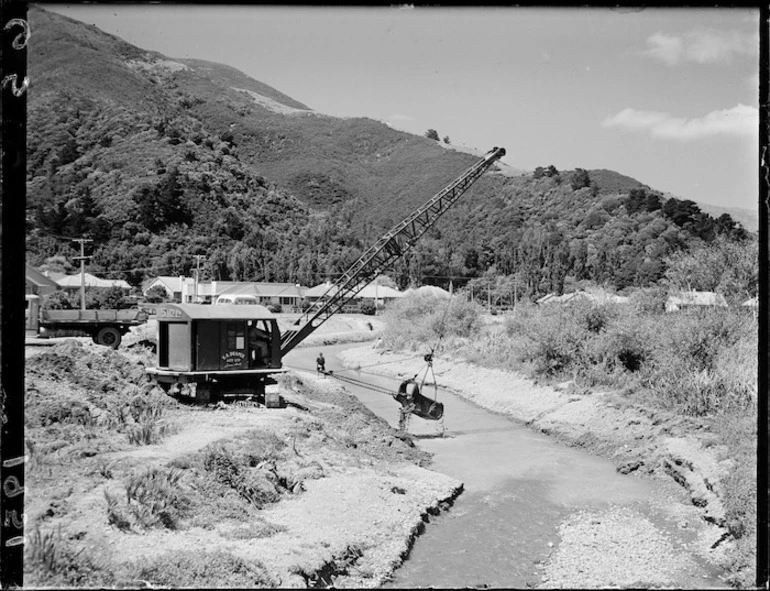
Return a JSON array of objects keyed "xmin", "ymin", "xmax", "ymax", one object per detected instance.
[
  {"xmin": 536, "ymin": 293, "xmax": 558, "ymax": 305},
  {"xmin": 305, "ymin": 282, "xmax": 337, "ymax": 298},
  {"xmin": 142, "ymin": 276, "xmax": 191, "ymax": 293},
  {"xmin": 26, "ymin": 264, "xmax": 60, "ymax": 290},
  {"xmin": 305, "ymin": 282, "xmax": 402, "ymax": 300},
  {"xmin": 217, "ymin": 283, "xmax": 258, "ymax": 297},
  {"xmin": 58, "ymin": 273, "xmax": 130, "ymax": 289},
  {"xmin": 215, "ymin": 283, "xmax": 302, "ymax": 297},
  {"xmin": 538, "ymin": 290, "xmax": 629, "ymax": 305},
  {"xmin": 254, "ymin": 283, "xmax": 305, "ymax": 298},
  {"xmin": 43, "ymin": 271, "xmax": 67, "ymax": 282},
  {"xmin": 667, "ymin": 291, "xmax": 728, "ymax": 308}
]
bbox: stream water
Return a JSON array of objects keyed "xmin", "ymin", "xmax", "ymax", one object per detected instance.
[{"xmin": 284, "ymin": 342, "xmax": 725, "ymax": 588}]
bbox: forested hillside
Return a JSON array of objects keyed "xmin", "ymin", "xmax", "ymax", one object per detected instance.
[{"xmin": 26, "ymin": 6, "xmax": 754, "ymax": 300}]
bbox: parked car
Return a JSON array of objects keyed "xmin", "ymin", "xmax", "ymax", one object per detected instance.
[{"xmin": 214, "ymin": 294, "xmax": 259, "ymax": 305}]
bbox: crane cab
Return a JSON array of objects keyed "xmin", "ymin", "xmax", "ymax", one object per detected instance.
[{"xmin": 146, "ymin": 303, "xmax": 285, "ymax": 403}]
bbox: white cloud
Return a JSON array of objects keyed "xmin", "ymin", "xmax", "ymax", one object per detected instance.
[
  {"xmin": 602, "ymin": 104, "xmax": 758, "ymax": 141},
  {"xmin": 642, "ymin": 28, "xmax": 757, "ymax": 66}
]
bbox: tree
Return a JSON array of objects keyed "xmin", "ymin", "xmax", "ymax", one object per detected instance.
[
  {"xmin": 425, "ymin": 129, "xmax": 440, "ymax": 141},
  {"xmin": 570, "ymin": 168, "xmax": 591, "ymax": 191},
  {"xmin": 94, "ymin": 286, "xmax": 129, "ymax": 309},
  {"xmin": 144, "ymin": 284, "xmax": 169, "ymax": 303},
  {"xmin": 664, "ymin": 235, "xmax": 758, "ymax": 299},
  {"xmin": 443, "ymin": 136, "xmax": 451, "ymax": 144}
]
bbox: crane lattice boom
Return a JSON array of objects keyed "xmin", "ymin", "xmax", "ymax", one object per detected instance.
[{"xmin": 280, "ymin": 146, "xmax": 506, "ymax": 356}]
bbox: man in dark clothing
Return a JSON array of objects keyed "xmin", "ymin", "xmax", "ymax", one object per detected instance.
[
  {"xmin": 248, "ymin": 324, "xmax": 270, "ymax": 367},
  {"xmin": 316, "ymin": 352, "xmax": 326, "ymax": 376}
]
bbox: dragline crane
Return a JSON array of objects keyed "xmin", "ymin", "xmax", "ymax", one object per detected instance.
[{"xmin": 147, "ymin": 147, "xmax": 506, "ymax": 403}]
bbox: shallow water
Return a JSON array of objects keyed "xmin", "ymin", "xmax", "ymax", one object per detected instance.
[{"xmin": 284, "ymin": 343, "xmax": 724, "ymax": 588}]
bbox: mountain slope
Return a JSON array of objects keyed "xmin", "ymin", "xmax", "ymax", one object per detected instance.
[{"xmin": 26, "ymin": 6, "xmax": 753, "ymax": 298}]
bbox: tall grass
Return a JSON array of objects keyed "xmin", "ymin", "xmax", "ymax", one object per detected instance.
[
  {"xmin": 105, "ymin": 466, "xmax": 191, "ymax": 531},
  {"xmin": 381, "ymin": 294, "xmax": 484, "ymax": 351},
  {"xmin": 385, "ymin": 295, "xmax": 756, "ymax": 417}
]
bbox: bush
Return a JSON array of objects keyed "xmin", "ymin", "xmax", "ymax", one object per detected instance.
[
  {"xmin": 42, "ymin": 290, "xmax": 76, "ymax": 310},
  {"xmin": 112, "ymin": 466, "xmax": 191, "ymax": 531},
  {"xmin": 26, "ymin": 526, "xmax": 114, "ymax": 587},
  {"xmin": 359, "ymin": 300, "xmax": 376, "ymax": 315},
  {"xmin": 267, "ymin": 303, "xmax": 283, "ymax": 313},
  {"xmin": 127, "ymin": 549, "xmax": 275, "ymax": 588},
  {"xmin": 382, "ymin": 294, "xmax": 482, "ymax": 350},
  {"xmin": 144, "ymin": 284, "xmax": 168, "ymax": 304},
  {"xmin": 200, "ymin": 437, "xmax": 286, "ymax": 509},
  {"xmin": 628, "ymin": 286, "xmax": 668, "ymax": 315},
  {"xmin": 125, "ymin": 392, "xmax": 176, "ymax": 445}
]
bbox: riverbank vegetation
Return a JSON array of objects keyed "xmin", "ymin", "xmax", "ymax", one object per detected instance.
[{"xmin": 381, "ymin": 290, "xmax": 757, "ymax": 587}]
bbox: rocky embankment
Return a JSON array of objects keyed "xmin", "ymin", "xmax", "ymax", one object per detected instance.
[
  {"xmin": 339, "ymin": 344, "xmax": 739, "ymax": 587},
  {"xmin": 23, "ymin": 337, "xmax": 459, "ymax": 588}
]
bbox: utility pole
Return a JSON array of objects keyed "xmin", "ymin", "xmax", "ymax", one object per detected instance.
[
  {"xmin": 72, "ymin": 238, "xmax": 92, "ymax": 310},
  {"xmin": 193, "ymin": 255, "xmax": 205, "ymax": 303}
]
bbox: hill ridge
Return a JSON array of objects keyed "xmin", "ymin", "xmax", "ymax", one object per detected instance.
[{"xmin": 27, "ymin": 5, "xmax": 756, "ymax": 299}]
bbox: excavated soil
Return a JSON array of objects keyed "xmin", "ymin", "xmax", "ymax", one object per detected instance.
[{"xmin": 23, "ymin": 338, "xmax": 459, "ymax": 589}]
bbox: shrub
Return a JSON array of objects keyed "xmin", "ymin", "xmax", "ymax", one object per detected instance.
[
  {"xmin": 628, "ymin": 286, "xmax": 668, "ymax": 315},
  {"xmin": 26, "ymin": 526, "xmax": 113, "ymax": 587},
  {"xmin": 222, "ymin": 518, "xmax": 287, "ymax": 540},
  {"xmin": 714, "ymin": 411, "xmax": 757, "ymax": 587},
  {"xmin": 127, "ymin": 549, "xmax": 275, "ymax": 588},
  {"xmin": 359, "ymin": 300, "xmax": 376, "ymax": 315},
  {"xmin": 120, "ymin": 466, "xmax": 190, "ymax": 530},
  {"xmin": 126, "ymin": 417, "xmax": 175, "ymax": 445},
  {"xmin": 382, "ymin": 294, "xmax": 481, "ymax": 350},
  {"xmin": 144, "ymin": 284, "xmax": 168, "ymax": 303},
  {"xmin": 125, "ymin": 392, "xmax": 176, "ymax": 445},
  {"xmin": 201, "ymin": 442, "xmax": 281, "ymax": 508},
  {"xmin": 640, "ymin": 308, "xmax": 755, "ymax": 415}
]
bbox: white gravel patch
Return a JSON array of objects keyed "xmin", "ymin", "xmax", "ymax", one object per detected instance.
[{"xmin": 540, "ymin": 505, "xmax": 699, "ymax": 588}]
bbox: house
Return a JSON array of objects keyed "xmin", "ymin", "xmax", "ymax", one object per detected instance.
[
  {"xmin": 665, "ymin": 291, "xmax": 728, "ymax": 312},
  {"xmin": 179, "ymin": 281, "xmax": 307, "ymax": 310},
  {"xmin": 219, "ymin": 282, "xmax": 305, "ymax": 310},
  {"xmin": 354, "ymin": 283, "xmax": 403, "ymax": 305},
  {"xmin": 536, "ymin": 293, "xmax": 559, "ymax": 305},
  {"xmin": 57, "ymin": 272, "xmax": 131, "ymax": 292},
  {"xmin": 537, "ymin": 290, "xmax": 629, "ymax": 306},
  {"xmin": 305, "ymin": 281, "xmax": 403, "ymax": 310},
  {"xmin": 25, "ymin": 264, "xmax": 60, "ymax": 297}
]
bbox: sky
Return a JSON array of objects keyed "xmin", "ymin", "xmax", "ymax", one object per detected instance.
[{"xmin": 44, "ymin": 5, "xmax": 760, "ymax": 212}]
